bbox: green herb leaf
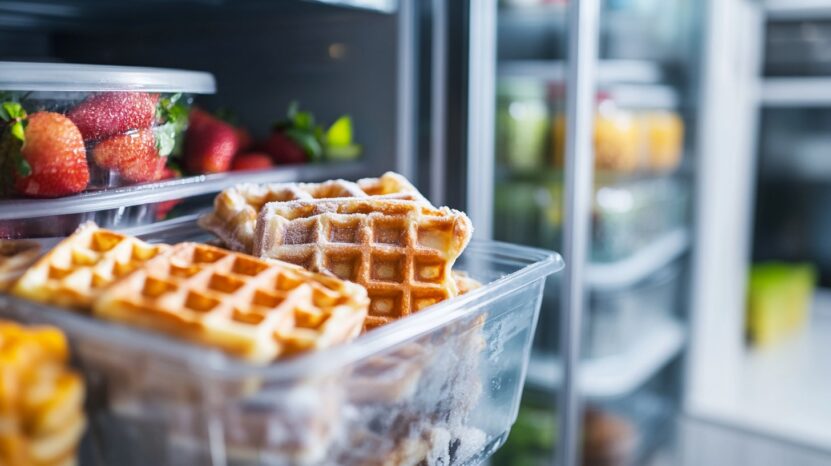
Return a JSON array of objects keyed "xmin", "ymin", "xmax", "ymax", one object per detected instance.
[
  {"xmin": 10, "ymin": 121, "xmax": 25, "ymax": 143},
  {"xmin": 326, "ymin": 115, "xmax": 353, "ymax": 147},
  {"xmin": 284, "ymin": 127, "xmax": 322, "ymax": 161},
  {"xmin": 293, "ymin": 111, "xmax": 315, "ymax": 131},
  {"xmin": 2, "ymin": 102, "xmax": 25, "ymax": 120}
]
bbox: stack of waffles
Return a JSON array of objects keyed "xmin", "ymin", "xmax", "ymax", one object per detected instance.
[
  {"xmin": 200, "ymin": 173, "xmax": 485, "ymax": 465},
  {"xmin": 0, "ymin": 321, "xmax": 85, "ymax": 466},
  {"xmin": 201, "ymin": 172, "xmax": 474, "ymax": 331},
  {"xmin": 199, "ymin": 172, "xmax": 429, "ymax": 253},
  {"xmin": 7, "ymin": 223, "xmax": 369, "ymax": 363}
]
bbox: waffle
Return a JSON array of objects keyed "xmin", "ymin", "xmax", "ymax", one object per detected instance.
[
  {"xmin": 254, "ymin": 198, "xmax": 473, "ymax": 329},
  {"xmin": 0, "ymin": 240, "xmax": 40, "ymax": 292},
  {"xmin": 0, "ymin": 321, "xmax": 86, "ymax": 466},
  {"xmin": 452, "ymin": 271, "xmax": 481, "ymax": 295},
  {"xmin": 10, "ymin": 223, "xmax": 166, "ymax": 312},
  {"xmin": 199, "ymin": 172, "xmax": 428, "ymax": 253},
  {"xmin": 93, "ymin": 242, "xmax": 368, "ymax": 363}
]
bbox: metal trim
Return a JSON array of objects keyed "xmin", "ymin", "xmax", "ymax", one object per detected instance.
[
  {"xmin": 558, "ymin": 0, "xmax": 601, "ymax": 465},
  {"xmin": 466, "ymin": 0, "xmax": 497, "ymax": 240},
  {"xmin": 429, "ymin": 0, "xmax": 448, "ymax": 206},
  {"xmin": 395, "ymin": 0, "xmax": 417, "ymax": 180}
]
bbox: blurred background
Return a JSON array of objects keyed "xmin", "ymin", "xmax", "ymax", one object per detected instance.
[
  {"xmin": 0, "ymin": 0, "xmax": 829, "ymax": 464},
  {"xmin": 488, "ymin": 0, "xmax": 831, "ymax": 465}
]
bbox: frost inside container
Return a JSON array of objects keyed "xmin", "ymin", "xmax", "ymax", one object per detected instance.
[
  {"xmin": 0, "ymin": 230, "xmax": 562, "ymax": 466},
  {"xmin": 0, "ymin": 62, "xmax": 215, "ymax": 198}
]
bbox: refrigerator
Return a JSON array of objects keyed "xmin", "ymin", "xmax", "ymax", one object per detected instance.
[{"xmin": 0, "ymin": 0, "xmax": 829, "ymax": 465}]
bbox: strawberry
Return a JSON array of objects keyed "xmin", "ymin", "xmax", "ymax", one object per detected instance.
[
  {"xmin": 232, "ymin": 152, "xmax": 273, "ymax": 171},
  {"xmin": 154, "ymin": 166, "xmax": 182, "ymax": 220},
  {"xmin": 68, "ymin": 92, "xmax": 157, "ymax": 142},
  {"xmin": 11, "ymin": 112, "xmax": 89, "ymax": 198},
  {"xmin": 160, "ymin": 165, "xmax": 180, "ymax": 180},
  {"xmin": 184, "ymin": 108, "xmax": 239, "ymax": 174},
  {"xmin": 92, "ymin": 129, "xmax": 166, "ymax": 183},
  {"xmin": 263, "ymin": 132, "xmax": 307, "ymax": 165},
  {"xmin": 236, "ymin": 127, "xmax": 253, "ymax": 154}
]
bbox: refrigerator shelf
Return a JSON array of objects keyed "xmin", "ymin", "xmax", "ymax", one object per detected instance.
[
  {"xmin": 761, "ymin": 78, "xmax": 831, "ymax": 107},
  {"xmin": 525, "ymin": 318, "xmax": 685, "ymax": 399},
  {"xmin": 765, "ymin": 0, "xmax": 831, "ymax": 19},
  {"xmin": 0, "ymin": 161, "xmax": 369, "ymax": 221},
  {"xmin": 699, "ymin": 290, "xmax": 831, "ymax": 452},
  {"xmin": 498, "ymin": 59, "xmax": 667, "ymax": 85},
  {"xmin": 587, "ymin": 228, "xmax": 690, "ymax": 290}
]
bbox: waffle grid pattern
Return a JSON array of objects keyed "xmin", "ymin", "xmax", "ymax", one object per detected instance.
[
  {"xmin": 11, "ymin": 224, "xmax": 165, "ymax": 311},
  {"xmin": 199, "ymin": 172, "xmax": 428, "ymax": 253},
  {"xmin": 93, "ymin": 243, "xmax": 368, "ymax": 363},
  {"xmin": 254, "ymin": 199, "xmax": 472, "ymax": 329},
  {"xmin": 0, "ymin": 240, "xmax": 40, "ymax": 292}
]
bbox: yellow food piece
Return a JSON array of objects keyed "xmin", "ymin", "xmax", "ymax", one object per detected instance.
[{"xmin": 0, "ymin": 321, "xmax": 85, "ymax": 466}]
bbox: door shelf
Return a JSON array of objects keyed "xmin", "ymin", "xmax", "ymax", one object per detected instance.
[
  {"xmin": 526, "ymin": 318, "xmax": 685, "ymax": 399},
  {"xmin": 761, "ymin": 78, "xmax": 831, "ymax": 107},
  {"xmin": 588, "ymin": 229, "xmax": 690, "ymax": 290}
]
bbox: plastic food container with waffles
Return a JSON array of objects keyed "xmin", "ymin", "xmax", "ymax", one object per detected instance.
[{"xmin": 0, "ymin": 219, "xmax": 563, "ymax": 466}]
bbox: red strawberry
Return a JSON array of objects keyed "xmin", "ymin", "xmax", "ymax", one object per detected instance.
[
  {"xmin": 184, "ymin": 108, "xmax": 239, "ymax": 174},
  {"xmin": 155, "ymin": 166, "xmax": 182, "ymax": 220},
  {"xmin": 236, "ymin": 127, "xmax": 253, "ymax": 154},
  {"xmin": 160, "ymin": 165, "xmax": 180, "ymax": 180},
  {"xmin": 68, "ymin": 92, "xmax": 158, "ymax": 142},
  {"xmin": 263, "ymin": 132, "xmax": 307, "ymax": 165},
  {"xmin": 92, "ymin": 129, "xmax": 166, "ymax": 183},
  {"xmin": 14, "ymin": 112, "xmax": 89, "ymax": 197},
  {"xmin": 231, "ymin": 152, "xmax": 273, "ymax": 171}
]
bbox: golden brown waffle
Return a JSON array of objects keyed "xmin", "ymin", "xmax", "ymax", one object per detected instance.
[
  {"xmin": 0, "ymin": 321, "xmax": 86, "ymax": 466},
  {"xmin": 10, "ymin": 223, "xmax": 166, "ymax": 312},
  {"xmin": 0, "ymin": 240, "xmax": 40, "ymax": 292},
  {"xmin": 452, "ymin": 271, "xmax": 481, "ymax": 295},
  {"xmin": 199, "ymin": 172, "xmax": 428, "ymax": 253},
  {"xmin": 93, "ymin": 242, "xmax": 368, "ymax": 363},
  {"xmin": 254, "ymin": 198, "xmax": 473, "ymax": 329}
]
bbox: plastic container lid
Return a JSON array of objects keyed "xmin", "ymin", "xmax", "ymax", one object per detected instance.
[{"xmin": 0, "ymin": 61, "xmax": 216, "ymax": 93}]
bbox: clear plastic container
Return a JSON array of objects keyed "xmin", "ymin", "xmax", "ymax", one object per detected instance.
[
  {"xmin": 0, "ymin": 62, "xmax": 215, "ymax": 198},
  {"xmin": 0, "ymin": 223, "xmax": 562, "ymax": 466},
  {"xmin": 585, "ymin": 264, "xmax": 680, "ymax": 358}
]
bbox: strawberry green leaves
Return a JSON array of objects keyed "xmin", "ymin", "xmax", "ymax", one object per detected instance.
[
  {"xmin": 325, "ymin": 115, "xmax": 361, "ymax": 160},
  {"xmin": 0, "ymin": 100, "xmax": 31, "ymax": 182},
  {"xmin": 155, "ymin": 93, "xmax": 190, "ymax": 158},
  {"xmin": 274, "ymin": 101, "xmax": 362, "ymax": 162}
]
